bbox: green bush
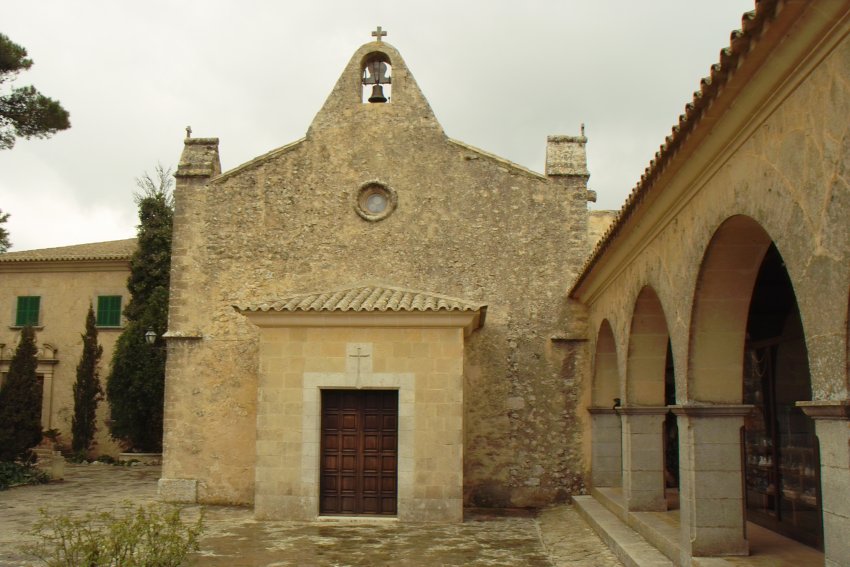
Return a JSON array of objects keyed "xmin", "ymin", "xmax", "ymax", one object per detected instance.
[
  {"xmin": 67, "ymin": 451, "xmax": 89, "ymax": 464},
  {"xmin": 0, "ymin": 461, "xmax": 49, "ymax": 490},
  {"xmin": 22, "ymin": 503, "xmax": 203, "ymax": 566}
]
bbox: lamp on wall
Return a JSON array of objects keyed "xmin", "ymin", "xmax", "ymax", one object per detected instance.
[{"xmin": 144, "ymin": 329, "xmax": 157, "ymax": 346}]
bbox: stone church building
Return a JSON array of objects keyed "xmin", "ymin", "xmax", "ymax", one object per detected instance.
[
  {"xmin": 2, "ymin": 2, "xmax": 849, "ymax": 565},
  {"xmin": 157, "ymin": 32, "xmax": 594, "ymax": 522}
]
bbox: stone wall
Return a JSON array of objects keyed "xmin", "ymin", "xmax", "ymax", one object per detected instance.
[{"xmin": 587, "ymin": 210, "xmax": 617, "ymax": 250}]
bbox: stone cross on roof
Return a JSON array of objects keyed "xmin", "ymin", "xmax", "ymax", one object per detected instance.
[{"xmin": 371, "ymin": 26, "xmax": 387, "ymax": 42}]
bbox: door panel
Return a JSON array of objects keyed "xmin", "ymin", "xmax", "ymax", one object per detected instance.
[{"xmin": 320, "ymin": 389, "xmax": 398, "ymax": 515}]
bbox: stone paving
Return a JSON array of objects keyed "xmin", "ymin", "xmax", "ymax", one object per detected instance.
[{"xmin": 0, "ymin": 464, "xmax": 622, "ymax": 566}]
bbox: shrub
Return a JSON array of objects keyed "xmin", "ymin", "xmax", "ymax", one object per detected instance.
[
  {"xmin": 0, "ymin": 461, "xmax": 49, "ymax": 490},
  {"xmin": 67, "ymin": 451, "xmax": 89, "ymax": 464},
  {"xmin": 22, "ymin": 503, "xmax": 203, "ymax": 567}
]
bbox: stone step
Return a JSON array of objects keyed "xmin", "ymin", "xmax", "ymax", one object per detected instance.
[
  {"xmin": 32, "ymin": 447, "xmax": 54, "ymax": 462},
  {"xmin": 592, "ymin": 486, "xmax": 629, "ymax": 522},
  {"xmin": 573, "ymin": 495, "xmax": 675, "ymax": 567},
  {"xmin": 592, "ymin": 488, "xmax": 681, "ymax": 564},
  {"xmin": 579, "ymin": 491, "xmax": 741, "ymax": 567}
]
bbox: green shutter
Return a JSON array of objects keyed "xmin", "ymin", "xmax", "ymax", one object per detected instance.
[
  {"xmin": 96, "ymin": 296, "xmax": 122, "ymax": 327},
  {"xmin": 15, "ymin": 296, "xmax": 40, "ymax": 326}
]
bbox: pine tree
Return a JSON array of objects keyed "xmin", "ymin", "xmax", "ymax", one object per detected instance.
[
  {"xmin": 106, "ymin": 166, "xmax": 173, "ymax": 452},
  {"xmin": 0, "ymin": 326, "xmax": 42, "ymax": 462},
  {"xmin": 71, "ymin": 304, "xmax": 103, "ymax": 455},
  {"xmin": 0, "ymin": 33, "xmax": 70, "ymax": 150}
]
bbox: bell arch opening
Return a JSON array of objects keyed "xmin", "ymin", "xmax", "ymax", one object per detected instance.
[{"xmin": 361, "ymin": 52, "xmax": 392, "ymax": 103}]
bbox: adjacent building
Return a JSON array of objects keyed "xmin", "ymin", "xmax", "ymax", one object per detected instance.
[{"xmin": 0, "ymin": 239, "xmax": 135, "ymax": 456}]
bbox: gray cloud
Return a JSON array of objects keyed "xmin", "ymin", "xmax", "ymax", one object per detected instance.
[{"xmin": 0, "ymin": 0, "xmax": 752, "ymax": 250}]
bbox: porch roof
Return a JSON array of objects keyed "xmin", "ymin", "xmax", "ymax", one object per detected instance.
[{"xmin": 235, "ymin": 284, "xmax": 487, "ymax": 317}]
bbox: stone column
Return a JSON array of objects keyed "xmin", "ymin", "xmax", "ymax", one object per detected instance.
[
  {"xmin": 619, "ymin": 406, "xmax": 667, "ymax": 511},
  {"xmin": 671, "ymin": 405, "xmax": 753, "ymax": 560},
  {"xmin": 798, "ymin": 400, "xmax": 850, "ymax": 567},
  {"xmin": 587, "ymin": 407, "xmax": 622, "ymax": 488}
]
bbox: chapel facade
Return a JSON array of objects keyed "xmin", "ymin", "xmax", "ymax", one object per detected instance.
[{"xmin": 157, "ymin": 35, "xmax": 594, "ymax": 521}]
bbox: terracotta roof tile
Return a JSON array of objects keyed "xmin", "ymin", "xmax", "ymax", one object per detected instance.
[
  {"xmin": 0, "ymin": 238, "xmax": 137, "ymax": 263},
  {"xmin": 236, "ymin": 284, "xmax": 487, "ymax": 314}
]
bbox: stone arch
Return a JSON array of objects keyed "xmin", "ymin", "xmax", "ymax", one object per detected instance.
[
  {"xmin": 688, "ymin": 215, "xmax": 773, "ymax": 403},
  {"xmin": 685, "ymin": 215, "xmax": 822, "ymax": 550},
  {"xmin": 742, "ymin": 242, "xmax": 821, "ymax": 548},
  {"xmin": 592, "ymin": 319, "xmax": 620, "ymax": 407},
  {"xmin": 619, "ymin": 286, "xmax": 676, "ymax": 510},
  {"xmin": 625, "ymin": 286, "xmax": 671, "ymax": 406},
  {"xmin": 588, "ymin": 318, "xmax": 623, "ymax": 488}
]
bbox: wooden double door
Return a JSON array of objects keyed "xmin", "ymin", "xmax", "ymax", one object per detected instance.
[{"xmin": 320, "ymin": 390, "xmax": 398, "ymax": 515}]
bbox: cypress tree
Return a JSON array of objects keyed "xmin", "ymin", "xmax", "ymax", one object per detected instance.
[
  {"xmin": 0, "ymin": 326, "xmax": 42, "ymax": 462},
  {"xmin": 71, "ymin": 304, "xmax": 103, "ymax": 454},
  {"xmin": 106, "ymin": 167, "xmax": 173, "ymax": 452}
]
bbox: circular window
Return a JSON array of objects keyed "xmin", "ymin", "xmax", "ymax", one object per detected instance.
[
  {"xmin": 355, "ymin": 181, "xmax": 397, "ymax": 222},
  {"xmin": 365, "ymin": 192, "xmax": 387, "ymax": 214}
]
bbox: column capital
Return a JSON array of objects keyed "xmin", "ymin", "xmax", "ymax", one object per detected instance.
[
  {"xmin": 796, "ymin": 399, "xmax": 850, "ymax": 420},
  {"xmin": 586, "ymin": 406, "xmax": 619, "ymax": 415},
  {"xmin": 670, "ymin": 404, "xmax": 754, "ymax": 417},
  {"xmin": 616, "ymin": 405, "xmax": 669, "ymax": 416}
]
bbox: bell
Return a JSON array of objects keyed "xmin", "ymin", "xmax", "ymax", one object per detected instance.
[{"xmin": 368, "ymin": 84, "xmax": 387, "ymax": 103}]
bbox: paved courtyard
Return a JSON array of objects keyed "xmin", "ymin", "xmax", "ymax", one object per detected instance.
[{"xmin": 0, "ymin": 464, "xmax": 621, "ymax": 566}]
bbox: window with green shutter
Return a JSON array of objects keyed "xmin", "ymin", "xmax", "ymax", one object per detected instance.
[
  {"xmin": 96, "ymin": 295, "xmax": 122, "ymax": 327},
  {"xmin": 15, "ymin": 296, "xmax": 40, "ymax": 326}
]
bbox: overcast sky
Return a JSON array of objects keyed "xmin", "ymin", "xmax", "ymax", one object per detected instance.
[{"xmin": 1, "ymin": 0, "xmax": 753, "ymax": 251}]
